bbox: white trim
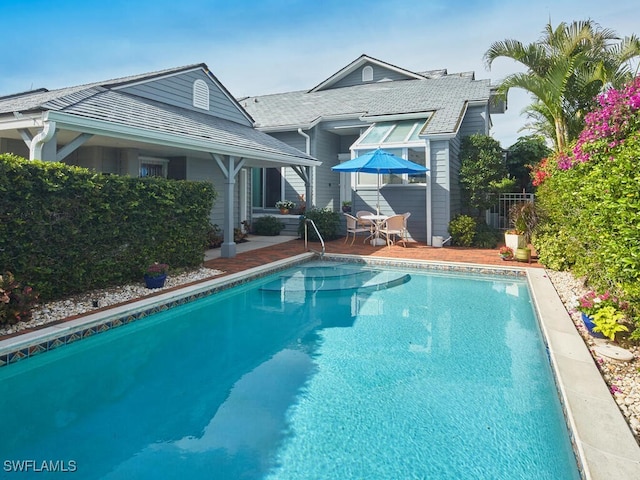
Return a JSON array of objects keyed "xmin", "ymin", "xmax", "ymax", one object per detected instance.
[
  {"xmin": 360, "ymin": 111, "xmax": 434, "ymax": 123},
  {"xmin": 0, "ymin": 114, "xmax": 44, "ymax": 131}
]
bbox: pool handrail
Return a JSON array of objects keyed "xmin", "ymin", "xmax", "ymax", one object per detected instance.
[{"xmin": 304, "ymin": 218, "xmax": 325, "ymax": 256}]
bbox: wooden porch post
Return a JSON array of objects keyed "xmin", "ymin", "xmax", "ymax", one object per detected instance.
[{"xmin": 213, "ymin": 154, "xmax": 245, "ymax": 258}]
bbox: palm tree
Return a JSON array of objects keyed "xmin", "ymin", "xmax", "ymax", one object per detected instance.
[{"xmin": 484, "ymin": 20, "xmax": 640, "ymax": 151}]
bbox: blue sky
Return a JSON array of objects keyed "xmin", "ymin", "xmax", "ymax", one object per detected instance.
[{"xmin": 1, "ymin": 0, "xmax": 638, "ymax": 147}]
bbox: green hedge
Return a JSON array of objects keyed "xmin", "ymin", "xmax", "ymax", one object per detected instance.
[
  {"xmin": 298, "ymin": 208, "xmax": 341, "ymax": 241},
  {"xmin": 0, "ymin": 154, "xmax": 216, "ymax": 300}
]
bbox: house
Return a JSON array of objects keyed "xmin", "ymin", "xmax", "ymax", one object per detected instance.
[
  {"xmin": 0, "ymin": 64, "xmax": 320, "ymax": 257},
  {"xmin": 240, "ymin": 54, "xmax": 505, "ymax": 243},
  {"xmin": 0, "ymin": 54, "xmax": 504, "ymax": 256}
]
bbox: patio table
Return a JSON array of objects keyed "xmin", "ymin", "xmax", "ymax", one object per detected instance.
[{"xmin": 361, "ymin": 214, "xmax": 388, "ymax": 246}]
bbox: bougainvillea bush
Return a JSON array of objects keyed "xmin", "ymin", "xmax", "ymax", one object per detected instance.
[{"xmin": 533, "ymin": 77, "xmax": 640, "ymax": 339}]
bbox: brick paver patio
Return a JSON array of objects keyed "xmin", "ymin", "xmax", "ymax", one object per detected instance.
[{"xmin": 204, "ymin": 237, "xmax": 541, "ymax": 276}]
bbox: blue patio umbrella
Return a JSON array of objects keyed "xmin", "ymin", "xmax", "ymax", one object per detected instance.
[{"xmin": 332, "ymin": 148, "xmax": 428, "ymax": 213}]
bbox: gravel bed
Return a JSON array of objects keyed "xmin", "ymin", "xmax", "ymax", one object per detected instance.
[
  {"xmin": 1, "ymin": 266, "xmax": 638, "ymax": 444},
  {"xmin": 546, "ymin": 269, "xmax": 640, "ymax": 443},
  {"xmin": 0, "ymin": 267, "xmax": 223, "ymax": 337}
]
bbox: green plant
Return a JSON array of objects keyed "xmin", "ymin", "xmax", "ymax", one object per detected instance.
[
  {"xmin": 499, "ymin": 246, "xmax": 513, "ymax": 259},
  {"xmin": 298, "ymin": 208, "xmax": 341, "ymax": 241},
  {"xmin": 484, "ymin": 20, "xmax": 640, "ymax": 150},
  {"xmin": 145, "ymin": 263, "xmax": 169, "ymax": 278},
  {"xmin": 342, "ymin": 201, "xmax": 352, "ymax": 207},
  {"xmin": 275, "ymin": 200, "xmax": 295, "ymax": 210},
  {"xmin": 207, "ymin": 223, "xmax": 223, "ymax": 248},
  {"xmin": 0, "ymin": 154, "xmax": 215, "ymax": 300},
  {"xmin": 253, "ymin": 216, "xmax": 285, "ymax": 236},
  {"xmin": 0, "ymin": 272, "xmax": 39, "ymax": 326},
  {"xmin": 591, "ymin": 306, "xmax": 629, "ymax": 341},
  {"xmin": 459, "ymin": 134, "xmax": 510, "ymax": 215},
  {"xmin": 576, "ymin": 290, "xmax": 627, "ymax": 317},
  {"xmin": 473, "ymin": 221, "xmax": 500, "ymax": 248},
  {"xmin": 448, "ymin": 215, "xmax": 476, "ymax": 247},
  {"xmin": 507, "ymin": 202, "xmax": 538, "ymax": 243}
]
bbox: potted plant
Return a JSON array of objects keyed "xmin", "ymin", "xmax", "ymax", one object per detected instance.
[
  {"xmin": 144, "ymin": 262, "xmax": 169, "ymax": 289},
  {"xmin": 498, "ymin": 246, "xmax": 513, "ymax": 260},
  {"xmin": 207, "ymin": 223, "xmax": 223, "ymax": 248},
  {"xmin": 296, "ymin": 194, "xmax": 306, "ymax": 214},
  {"xmin": 505, "ymin": 202, "xmax": 538, "ymax": 261},
  {"xmin": 341, "ymin": 201, "xmax": 352, "ymax": 213},
  {"xmin": 576, "ymin": 290, "xmax": 629, "ymax": 340},
  {"xmin": 275, "ymin": 200, "xmax": 295, "ymax": 214}
]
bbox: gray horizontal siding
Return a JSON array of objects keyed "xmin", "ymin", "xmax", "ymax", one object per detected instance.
[
  {"xmin": 351, "ymin": 186, "xmax": 427, "ymax": 242},
  {"xmin": 270, "ymin": 131, "xmax": 309, "ymax": 206},
  {"xmin": 331, "ymin": 64, "xmax": 415, "ymax": 89},
  {"xmin": 312, "ymin": 128, "xmax": 340, "ymax": 209},
  {"xmin": 188, "ymin": 157, "xmax": 236, "ymax": 228},
  {"xmin": 118, "ymin": 70, "xmax": 251, "ymax": 126},
  {"xmin": 459, "ymin": 104, "xmax": 488, "ymax": 137}
]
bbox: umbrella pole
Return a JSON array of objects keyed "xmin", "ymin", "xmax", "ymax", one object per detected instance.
[{"xmin": 376, "ymin": 170, "xmax": 380, "ymax": 215}]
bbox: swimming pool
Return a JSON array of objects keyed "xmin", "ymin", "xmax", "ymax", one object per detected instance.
[{"xmin": 0, "ymin": 260, "xmax": 580, "ymax": 479}]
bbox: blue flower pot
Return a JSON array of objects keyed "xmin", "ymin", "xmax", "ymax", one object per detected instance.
[
  {"xmin": 581, "ymin": 312, "xmax": 605, "ymax": 338},
  {"xmin": 144, "ymin": 273, "xmax": 167, "ymax": 289}
]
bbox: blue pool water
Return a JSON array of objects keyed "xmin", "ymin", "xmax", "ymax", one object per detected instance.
[{"xmin": 0, "ymin": 261, "xmax": 580, "ymax": 479}]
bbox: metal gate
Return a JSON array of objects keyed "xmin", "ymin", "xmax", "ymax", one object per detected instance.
[{"xmin": 486, "ymin": 193, "xmax": 534, "ymax": 230}]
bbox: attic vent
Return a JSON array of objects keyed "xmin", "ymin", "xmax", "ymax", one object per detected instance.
[
  {"xmin": 193, "ymin": 79, "xmax": 210, "ymax": 110},
  {"xmin": 362, "ymin": 66, "xmax": 373, "ymax": 82}
]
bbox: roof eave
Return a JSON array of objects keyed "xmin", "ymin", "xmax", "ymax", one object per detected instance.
[{"xmin": 44, "ymin": 111, "xmax": 320, "ymax": 167}]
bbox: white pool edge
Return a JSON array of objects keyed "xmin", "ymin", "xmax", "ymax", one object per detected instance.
[{"xmin": 527, "ymin": 268, "xmax": 640, "ymax": 480}]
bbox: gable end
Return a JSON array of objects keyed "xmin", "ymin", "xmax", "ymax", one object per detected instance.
[{"xmin": 115, "ymin": 67, "xmax": 253, "ymax": 126}]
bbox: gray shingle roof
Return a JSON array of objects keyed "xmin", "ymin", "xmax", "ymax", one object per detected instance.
[
  {"xmin": 0, "ymin": 64, "xmax": 314, "ymax": 163},
  {"xmin": 241, "ymin": 74, "xmax": 492, "ymax": 135},
  {"xmin": 0, "ymin": 65, "xmax": 204, "ymax": 115},
  {"xmin": 61, "ymin": 90, "xmax": 314, "ymax": 161}
]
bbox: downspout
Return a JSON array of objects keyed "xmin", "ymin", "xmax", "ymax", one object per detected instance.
[
  {"xmin": 30, "ymin": 120, "xmax": 56, "ymax": 161},
  {"xmin": 297, "ymin": 128, "xmax": 310, "ymax": 155},
  {"xmin": 297, "ymin": 128, "xmax": 312, "ymax": 208}
]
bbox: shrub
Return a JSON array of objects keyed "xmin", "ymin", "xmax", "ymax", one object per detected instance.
[
  {"xmin": 0, "ymin": 154, "xmax": 216, "ymax": 300},
  {"xmin": 298, "ymin": 208, "xmax": 341, "ymax": 241},
  {"xmin": 253, "ymin": 216, "xmax": 284, "ymax": 236},
  {"xmin": 0, "ymin": 272, "xmax": 39, "ymax": 326},
  {"xmin": 473, "ymin": 221, "xmax": 500, "ymax": 248},
  {"xmin": 532, "ymin": 77, "xmax": 640, "ymax": 339},
  {"xmin": 448, "ymin": 215, "xmax": 476, "ymax": 247}
]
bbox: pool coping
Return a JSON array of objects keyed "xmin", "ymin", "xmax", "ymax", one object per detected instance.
[{"xmin": 1, "ymin": 254, "xmax": 639, "ymax": 479}]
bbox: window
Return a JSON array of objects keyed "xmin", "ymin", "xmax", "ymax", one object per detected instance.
[
  {"xmin": 193, "ymin": 79, "xmax": 210, "ymax": 110},
  {"xmin": 362, "ymin": 66, "xmax": 373, "ymax": 82},
  {"xmin": 356, "ymin": 119, "xmax": 428, "ymax": 147},
  {"xmin": 139, "ymin": 157, "xmax": 169, "ymax": 178}
]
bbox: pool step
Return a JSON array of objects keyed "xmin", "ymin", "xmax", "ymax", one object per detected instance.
[{"xmin": 260, "ymin": 264, "xmax": 410, "ymax": 293}]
